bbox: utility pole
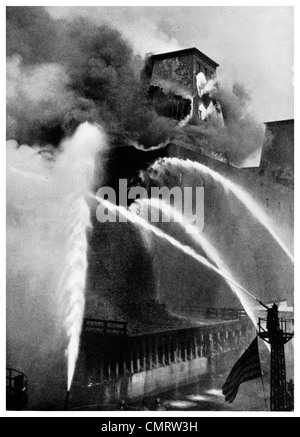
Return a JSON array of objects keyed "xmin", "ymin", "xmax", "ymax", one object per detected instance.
[{"xmin": 257, "ymin": 302, "xmax": 294, "ymax": 411}]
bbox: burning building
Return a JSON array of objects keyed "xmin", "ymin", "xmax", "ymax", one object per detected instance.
[
  {"xmin": 148, "ymin": 47, "xmax": 223, "ymax": 125},
  {"xmin": 6, "ymin": 5, "xmax": 294, "ymax": 409},
  {"xmin": 142, "ymin": 47, "xmax": 294, "ymax": 312},
  {"xmin": 51, "ymin": 45, "xmax": 294, "ymax": 344}
]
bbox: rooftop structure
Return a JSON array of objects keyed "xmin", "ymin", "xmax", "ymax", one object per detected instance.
[{"xmin": 149, "ymin": 47, "xmax": 220, "ymax": 121}]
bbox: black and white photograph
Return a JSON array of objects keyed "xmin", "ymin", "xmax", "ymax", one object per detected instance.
[{"xmin": 5, "ymin": 4, "xmax": 295, "ymax": 415}]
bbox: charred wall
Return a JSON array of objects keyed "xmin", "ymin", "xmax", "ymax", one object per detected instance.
[
  {"xmin": 149, "ymin": 85, "xmax": 191, "ymax": 121},
  {"xmin": 150, "ymin": 55, "xmax": 195, "ymax": 94},
  {"xmin": 149, "ymin": 54, "xmax": 195, "ymax": 121},
  {"xmin": 149, "ymin": 48, "xmax": 219, "ymax": 121}
]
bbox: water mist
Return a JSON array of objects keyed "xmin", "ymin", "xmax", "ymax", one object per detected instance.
[
  {"xmin": 94, "ymin": 196, "xmax": 255, "ymax": 303},
  {"xmin": 7, "ymin": 122, "xmax": 106, "ymax": 405},
  {"xmin": 153, "ymin": 157, "xmax": 293, "ymax": 263},
  {"xmin": 134, "ymin": 198, "xmax": 259, "ymax": 326}
]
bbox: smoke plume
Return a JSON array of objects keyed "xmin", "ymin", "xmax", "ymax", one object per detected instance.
[
  {"xmin": 6, "ymin": 6, "xmax": 175, "ymax": 149},
  {"xmin": 6, "ymin": 6, "xmax": 271, "ymax": 406},
  {"xmin": 178, "ymin": 81, "xmax": 266, "ymax": 167},
  {"xmin": 7, "ymin": 6, "xmax": 266, "ymax": 165},
  {"xmin": 7, "ymin": 122, "xmax": 107, "ymax": 407}
]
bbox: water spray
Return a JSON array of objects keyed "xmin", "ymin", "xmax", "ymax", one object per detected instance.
[
  {"xmin": 93, "ymin": 194, "xmax": 259, "ymax": 304},
  {"xmin": 134, "ymin": 197, "xmax": 261, "ymax": 326},
  {"xmin": 255, "ymin": 299, "xmax": 270, "ymax": 310},
  {"xmin": 156, "ymin": 157, "xmax": 294, "ymax": 263},
  {"xmin": 8, "ymin": 165, "xmax": 48, "ymax": 181},
  {"xmin": 56, "ymin": 196, "xmax": 91, "ymax": 392}
]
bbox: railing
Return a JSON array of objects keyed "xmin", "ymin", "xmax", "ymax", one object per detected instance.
[
  {"xmin": 127, "ymin": 320, "xmax": 252, "ymax": 373},
  {"xmin": 81, "ymin": 319, "xmax": 255, "ymax": 383},
  {"xmin": 6, "ymin": 368, "xmax": 28, "ymax": 391},
  {"xmin": 83, "ymin": 318, "xmax": 128, "ymax": 337},
  {"xmin": 171, "ymin": 306, "xmax": 247, "ymax": 320},
  {"xmin": 6, "ymin": 368, "xmax": 28, "ymax": 410},
  {"xmin": 258, "ymin": 317, "xmax": 294, "ymax": 337}
]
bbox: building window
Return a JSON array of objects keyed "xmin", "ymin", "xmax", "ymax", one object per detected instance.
[
  {"xmin": 196, "ymin": 62, "xmax": 201, "ymax": 74},
  {"xmin": 204, "ymin": 67, "xmax": 208, "ymax": 77},
  {"xmin": 266, "ymin": 198, "xmax": 269, "ymax": 207}
]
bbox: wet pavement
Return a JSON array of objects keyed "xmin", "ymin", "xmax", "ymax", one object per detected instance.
[
  {"xmin": 70, "ymin": 372, "xmax": 270, "ymax": 411},
  {"xmin": 144, "ymin": 372, "xmax": 270, "ymax": 411}
]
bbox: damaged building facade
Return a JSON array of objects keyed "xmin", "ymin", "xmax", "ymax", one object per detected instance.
[
  {"xmin": 146, "ymin": 47, "xmax": 294, "ymax": 310},
  {"xmin": 149, "ymin": 47, "xmax": 223, "ymax": 124},
  {"xmin": 84, "ymin": 46, "xmax": 293, "ymax": 333}
]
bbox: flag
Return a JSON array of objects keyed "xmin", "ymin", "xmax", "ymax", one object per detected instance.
[{"xmin": 222, "ymin": 336, "xmax": 262, "ymax": 403}]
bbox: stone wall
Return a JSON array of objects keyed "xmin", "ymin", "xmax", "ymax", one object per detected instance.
[{"xmin": 68, "ymin": 320, "xmax": 254, "ymax": 408}]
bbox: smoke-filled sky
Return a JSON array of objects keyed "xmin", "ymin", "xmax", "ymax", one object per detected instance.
[
  {"xmin": 47, "ymin": 5, "xmax": 294, "ymax": 123},
  {"xmin": 4, "ymin": 5, "xmax": 296, "ymax": 411}
]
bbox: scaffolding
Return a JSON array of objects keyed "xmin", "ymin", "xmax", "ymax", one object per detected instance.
[{"xmin": 258, "ymin": 306, "xmax": 294, "ymax": 411}]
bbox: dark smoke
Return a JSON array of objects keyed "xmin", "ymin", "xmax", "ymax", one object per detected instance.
[
  {"xmin": 179, "ymin": 81, "xmax": 266, "ymax": 167},
  {"xmin": 7, "ymin": 6, "xmax": 175, "ymax": 148},
  {"xmin": 7, "ymin": 7, "xmax": 264, "ymax": 166},
  {"xmin": 7, "ymin": 6, "xmax": 265, "ymax": 168}
]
